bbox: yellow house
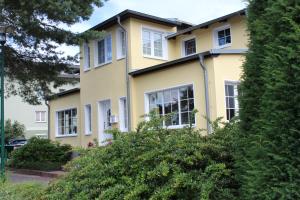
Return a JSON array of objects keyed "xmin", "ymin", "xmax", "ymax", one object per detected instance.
[{"xmin": 48, "ymin": 9, "xmax": 248, "ymax": 147}]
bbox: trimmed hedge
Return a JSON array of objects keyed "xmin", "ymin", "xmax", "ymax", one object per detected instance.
[
  {"xmin": 8, "ymin": 137, "xmax": 72, "ymax": 171},
  {"xmin": 41, "ymin": 118, "xmax": 239, "ymax": 200}
]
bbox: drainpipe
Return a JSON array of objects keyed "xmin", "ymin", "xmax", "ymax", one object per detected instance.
[
  {"xmin": 117, "ymin": 16, "xmax": 131, "ymax": 131},
  {"xmin": 45, "ymin": 100, "xmax": 50, "ymax": 139},
  {"xmin": 198, "ymin": 54, "xmax": 212, "ymax": 134}
]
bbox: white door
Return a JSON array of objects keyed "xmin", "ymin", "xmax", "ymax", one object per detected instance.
[{"xmin": 98, "ymin": 100, "xmax": 112, "ymax": 145}]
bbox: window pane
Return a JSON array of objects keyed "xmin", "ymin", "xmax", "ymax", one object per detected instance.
[
  {"xmin": 171, "ymin": 101, "xmax": 178, "ymax": 112},
  {"xmin": 180, "ymin": 87, "xmax": 188, "ymax": 100},
  {"xmin": 218, "ymin": 37, "xmax": 225, "ymax": 46},
  {"xmin": 180, "ymin": 100, "xmax": 188, "ymax": 112},
  {"xmin": 189, "ymin": 112, "xmax": 195, "ymax": 124},
  {"xmin": 228, "ymin": 97, "xmax": 235, "ymax": 108},
  {"xmin": 163, "ymin": 90, "xmax": 171, "ymax": 103},
  {"xmin": 218, "ymin": 30, "xmax": 225, "ymax": 38},
  {"xmin": 188, "ymin": 99, "xmax": 194, "ymax": 111},
  {"xmin": 98, "ymin": 40, "xmax": 105, "ymax": 64},
  {"xmin": 171, "ymin": 113, "xmax": 179, "ymax": 125},
  {"xmin": 225, "ymin": 28, "xmax": 231, "ymax": 36},
  {"xmin": 106, "ymin": 35, "xmax": 112, "ymax": 61},
  {"xmin": 72, "ymin": 109, "xmax": 77, "ymax": 118},
  {"xmin": 143, "ymin": 30, "xmax": 151, "ymax": 55},
  {"xmin": 188, "ymin": 86, "xmax": 194, "ymax": 98},
  {"xmin": 36, "ymin": 112, "xmax": 40, "ymax": 122},
  {"xmin": 154, "ymin": 33, "xmax": 163, "ymax": 57},
  {"xmin": 164, "ymin": 103, "xmax": 171, "ymax": 114},
  {"xmin": 157, "ymin": 92, "xmax": 163, "ymax": 104},
  {"xmin": 226, "ymin": 36, "xmax": 231, "ymax": 44},
  {"xmin": 171, "ymin": 89, "xmax": 178, "ymax": 102},
  {"xmin": 184, "ymin": 39, "xmax": 196, "ymax": 55},
  {"xmin": 181, "ymin": 112, "xmax": 189, "ymax": 125},
  {"xmin": 84, "ymin": 43, "xmax": 90, "ymax": 69},
  {"xmin": 41, "ymin": 112, "xmax": 46, "ymax": 122}
]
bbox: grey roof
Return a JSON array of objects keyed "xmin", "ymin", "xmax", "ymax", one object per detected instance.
[
  {"xmin": 90, "ymin": 9, "xmax": 193, "ymax": 31},
  {"xmin": 129, "ymin": 49, "xmax": 248, "ymax": 77},
  {"xmin": 47, "ymin": 88, "xmax": 80, "ymax": 100},
  {"xmin": 166, "ymin": 9, "xmax": 246, "ymax": 39}
]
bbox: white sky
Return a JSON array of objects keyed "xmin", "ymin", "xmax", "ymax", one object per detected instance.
[{"xmin": 60, "ymin": 0, "xmax": 247, "ymax": 57}]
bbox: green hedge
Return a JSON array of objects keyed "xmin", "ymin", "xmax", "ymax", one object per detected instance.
[
  {"xmin": 8, "ymin": 137, "xmax": 72, "ymax": 171},
  {"xmin": 41, "ymin": 117, "xmax": 238, "ymax": 200}
]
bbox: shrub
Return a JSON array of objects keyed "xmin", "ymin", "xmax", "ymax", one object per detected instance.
[
  {"xmin": 42, "ymin": 116, "xmax": 238, "ymax": 200},
  {"xmin": 0, "ymin": 181, "xmax": 45, "ymax": 200},
  {"xmin": 8, "ymin": 137, "xmax": 72, "ymax": 171}
]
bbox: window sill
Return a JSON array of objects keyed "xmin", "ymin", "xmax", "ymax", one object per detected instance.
[
  {"xmin": 182, "ymin": 53, "xmax": 197, "ymax": 58},
  {"xmin": 94, "ymin": 61, "xmax": 112, "ymax": 68},
  {"xmin": 35, "ymin": 121, "xmax": 47, "ymax": 123},
  {"xmin": 143, "ymin": 55, "xmax": 168, "ymax": 61},
  {"xmin": 83, "ymin": 68, "xmax": 91, "ymax": 72},
  {"xmin": 165, "ymin": 124, "xmax": 196, "ymax": 129},
  {"xmin": 85, "ymin": 132, "xmax": 92, "ymax": 136},
  {"xmin": 116, "ymin": 56, "xmax": 125, "ymax": 61},
  {"xmin": 215, "ymin": 43, "xmax": 231, "ymax": 49},
  {"xmin": 56, "ymin": 134, "xmax": 78, "ymax": 138}
]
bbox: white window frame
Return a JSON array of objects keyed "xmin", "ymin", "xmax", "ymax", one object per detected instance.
[
  {"xmin": 181, "ymin": 36, "xmax": 197, "ymax": 57},
  {"xmin": 141, "ymin": 26, "xmax": 168, "ymax": 60},
  {"xmin": 55, "ymin": 107, "xmax": 78, "ymax": 138},
  {"xmin": 94, "ymin": 33, "xmax": 112, "ymax": 68},
  {"xmin": 35, "ymin": 111, "xmax": 46, "ymax": 123},
  {"xmin": 119, "ymin": 97, "xmax": 128, "ymax": 132},
  {"xmin": 83, "ymin": 42, "xmax": 91, "ymax": 71},
  {"xmin": 213, "ymin": 24, "xmax": 232, "ymax": 49},
  {"xmin": 144, "ymin": 84, "xmax": 196, "ymax": 129},
  {"xmin": 116, "ymin": 28, "xmax": 126, "ymax": 60},
  {"xmin": 224, "ymin": 80, "xmax": 239, "ymax": 121},
  {"xmin": 84, "ymin": 104, "xmax": 92, "ymax": 135}
]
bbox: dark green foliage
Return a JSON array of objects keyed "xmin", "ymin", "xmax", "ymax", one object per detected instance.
[
  {"xmin": 238, "ymin": 0, "xmax": 300, "ymax": 199},
  {"xmin": 41, "ymin": 118, "xmax": 239, "ymax": 200},
  {"xmin": 1, "ymin": 0, "xmax": 106, "ymax": 104},
  {"xmin": 8, "ymin": 137, "xmax": 72, "ymax": 171},
  {"xmin": 4, "ymin": 119, "xmax": 25, "ymax": 144}
]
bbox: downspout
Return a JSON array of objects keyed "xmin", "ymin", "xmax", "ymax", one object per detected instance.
[
  {"xmin": 117, "ymin": 16, "xmax": 131, "ymax": 131},
  {"xmin": 45, "ymin": 100, "xmax": 50, "ymax": 139},
  {"xmin": 198, "ymin": 54, "xmax": 212, "ymax": 134}
]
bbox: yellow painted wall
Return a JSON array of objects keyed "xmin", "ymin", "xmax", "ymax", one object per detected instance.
[
  {"xmin": 128, "ymin": 18, "xmax": 177, "ymax": 69},
  {"xmin": 174, "ymin": 15, "xmax": 248, "ymax": 58},
  {"xmin": 49, "ymin": 92, "xmax": 81, "ymax": 146}
]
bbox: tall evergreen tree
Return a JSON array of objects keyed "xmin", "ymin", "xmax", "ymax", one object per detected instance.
[
  {"xmin": 238, "ymin": 0, "xmax": 300, "ymax": 199},
  {"xmin": 0, "ymin": 0, "xmax": 105, "ymax": 104}
]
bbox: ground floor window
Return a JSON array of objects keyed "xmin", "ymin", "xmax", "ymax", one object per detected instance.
[
  {"xmin": 147, "ymin": 85, "xmax": 195, "ymax": 127},
  {"xmin": 56, "ymin": 108, "xmax": 77, "ymax": 136},
  {"xmin": 119, "ymin": 97, "xmax": 128, "ymax": 132},
  {"xmin": 84, "ymin": 104, "xmax": 92, "ymax": 135},
  {"xmin": 35, "ymin": 111, "xmax": 46, "ymax": 122},
  {"xmin": 225, "ymin": 82, "xmax": 239, "ymax": 120}
]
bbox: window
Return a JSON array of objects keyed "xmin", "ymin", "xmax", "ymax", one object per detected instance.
[
  {"xmin": 225, "ymin": 82, "xmax": 239, "ymax": 120},
  {"xmin": 147, "ymin": 85, "xmax": 195, "ymax": 127},
  {"xmin": 35, "ymin": 111, "xmax": 46, "ymax": 122},
  {"xmin": 119, "ymin": 97, "xmax": 128, "ymax": 132},
  {"xmin": 83, "ymin": 42, "xmax": 90, "ymax": 70},
  {"xmin": 116, "ymin": 29, "xmax": 126, "ymax": 59},
  {"xmin": 94, "ymin": 34, "xmax": 112, "ymax": 66},
  {"xmin": 142, "ymin": 28, "xmax": 166, "ymax": 59},
  {"xmin": 183, "ymin": 38, "xmax": 196, "ymax": 56},
  {"xmin": 56, "ymin": 108, "xmax": 77, "ymax": 136},
  {"xmin": 214, "ymin": 25, "xmax": 231, "ymax": 48},
  {"xmin": 84, "ymin": 104, "xmax": 92, "ymax": 135}
]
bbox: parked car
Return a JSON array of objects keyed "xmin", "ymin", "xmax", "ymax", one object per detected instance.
[{"xmin": 9, "ymin": 139, "xmax": 27, "ymax": 149}]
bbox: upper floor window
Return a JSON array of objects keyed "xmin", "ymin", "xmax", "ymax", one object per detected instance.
[
  {"xmin": 142, "ymin": 28, "xmax": 166, "ymax": 59},
  {"xmin": 83, "ymin": 42, "xmax": 90, "ymax": 71},
  {"xmin": 56, "ymin": 108, "xmax": 77, "ymax": 136},
  {"xmin": 147, "ymin": 85, "xmax": 195, "ymax": 127},
  {"xmin": 94, "ymin": 34, "xmax": 112, "ymax": 67},
  {"xmin": 119, "ymin": 97, "xmax": 128, "ymax": 132},
  {"xmin": 116, "ymin": 29, "xmax": 126, "ymax": 59},
  {"xmin": 36, "ymin": 111, "xmax": 46, "ymax": 123},
  {"xmin": 214, "ymin": 25, "xmax": 231, "ymax": 48},
  {"xmin": 182, "ymin": 38, "xmax": 196, "ymax": 56},
  {"xmin": 225, "ymin": 82, "xmax": 239, "ymax": 120}
]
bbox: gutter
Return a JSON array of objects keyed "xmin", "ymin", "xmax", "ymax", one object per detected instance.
[
  {"xmin": 198, "ymin": 54, "xmax": 212, "ymax": 134},
  {"xmin": 117, "ymin": 16, "xmax": 132, "ymax": 132}
]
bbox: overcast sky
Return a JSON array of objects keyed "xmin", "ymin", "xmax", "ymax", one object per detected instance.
[{"xmin": 60, "ymin": 0, "xmax": 247, "ymax": 57}]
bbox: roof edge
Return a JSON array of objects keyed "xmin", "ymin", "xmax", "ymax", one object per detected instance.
[
  {"xmin": 166, "ymin": 8, "xmax": 247, "ymax": 39},
  {"xmin": 47, "ymin": 88, "xmax": 80, "ymax": 100},
  {"xmin": 129, "ymin": 49, "xmax": 248, "ymax": 77}
]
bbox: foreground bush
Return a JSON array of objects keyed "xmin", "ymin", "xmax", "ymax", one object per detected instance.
[
  {"xmin": 42, "ymin": 118, "xmax": 238, "ymax": 200},
  {"xmin": 9, "ymin": 137, "xmax": 72, "ymax": 171},
  {"xmin": 0, "ymin": 181, "xmax": 45, "ymax": 200}
]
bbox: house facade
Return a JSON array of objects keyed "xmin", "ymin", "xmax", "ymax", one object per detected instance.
[{"xmin": 48, "ymin": 9, "xmax": 248, "ymax": 147}]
